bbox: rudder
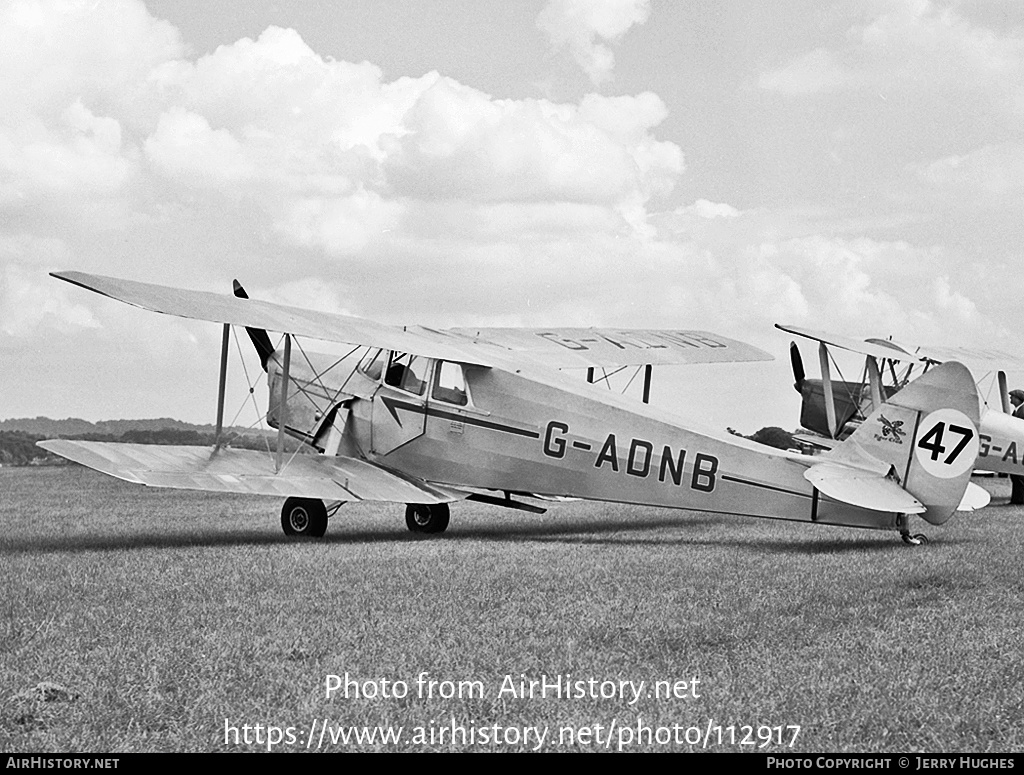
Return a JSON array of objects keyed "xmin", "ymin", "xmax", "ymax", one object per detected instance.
[{"xmin": 823, "ymin": 361, "xmax": 979, "ymax": 525}]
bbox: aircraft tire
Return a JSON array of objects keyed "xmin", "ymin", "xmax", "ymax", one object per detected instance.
[
  {"xmin": 405, "ymin": 503, "xmax": 450, "ymax": 534},
  {"xmin": 900, "ymin": 532, "xmax": 928, "ymax": 546},
  {"xmin": 281, "ymin": 497, "xmax": 328, "ymax": 537}
]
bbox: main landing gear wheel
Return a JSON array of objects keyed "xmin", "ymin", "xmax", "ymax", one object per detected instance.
[
  {"xmin": 901, "ymin": 532, "xmax": 929, "ymax": 546},
  {"xmin": 405, "ymin": 503, "xmax": 450, "ymax": 534},
  {"xmin": 281, "ymin": 497, "xmax": 328, "ymax": 537}
]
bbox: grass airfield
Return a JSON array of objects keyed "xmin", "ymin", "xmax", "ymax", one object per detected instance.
[{"xmin": 2, "ymin": 465, "xmax": 1022, "ymax": 753}]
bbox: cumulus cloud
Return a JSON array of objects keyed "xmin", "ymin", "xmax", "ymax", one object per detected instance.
[
  {"xmin": 144, "ymin": 109, "xmax": 255, "ymax": 187},
  {"xmin": 677, "ymin": 199, "xmax": 742, "ymax": 219},
  {"xmin": 0, "ymin": 0, "xmax": 695, "ymax": 365},
  {"xmin": 913, "ymin": 141, "xmax": 1024, "ymax": 199},
  {"xmin": 758, "ymin": 0, "xmax": 1024, "ymax": 227},
  {"xmin": 385, "ymin": 78, "xmax": 681, "ymax": 208},
  {"xmin": 932, "ymin": 275, "xmax": 978, "ymax": 322},
  {"xmin": 760, "ymin": 0, "xmax": 1024, "ymax": 108},
  {"xmin": 0, "ymin": 100, "xmax": 135, "ymax": 204},
  {"xmin": 0, "ymin": 0, "xmax": 183, "ymax": 128},
  {"xmin": 0, "ymin": 0, "xmax": 685, "ymax": 292},
  {"xmin": 0, "ymin": 263, "xmax": 98, "ymax": 336},
  {"xmin": 277, "ymin": 189, "xmax": 403, "ymax": 255},
  {"xmin": 2, "ymin": 0, "xmax": 1012, "ymax": 429},
  {"xmin": 537, "ymin": 0, "xmax": 651, "ymax": 85}
]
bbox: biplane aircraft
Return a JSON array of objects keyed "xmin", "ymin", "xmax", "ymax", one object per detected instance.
[
  {"xmin": 780, "ymin": 323, "xmax": 1024, "ymax": 483},
  {"xmin": 38, "ymin": 272, "xmax": 985, "ymax": 545}
]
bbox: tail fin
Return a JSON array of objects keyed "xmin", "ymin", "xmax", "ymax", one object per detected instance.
[
  {"xmin": 821, "ymin": 361, "xmax": 979, "ymax": 525},
  {"xmin": 232, "ymin": 280, "xmax": 275, "ymax": 371}
]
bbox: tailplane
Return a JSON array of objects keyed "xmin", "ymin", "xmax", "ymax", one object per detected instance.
[{"xmin": 809, "ymin": 361, "xmax": 980, "ymax": 526}]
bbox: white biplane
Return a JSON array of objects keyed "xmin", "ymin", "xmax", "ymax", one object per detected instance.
[
  {"xmin": 38, "ymin": 272, "xmax": 985, "ymax": 545},
  {"xmin": 780, "ymin": 323, "xmax": 1024, "ymax": 481}
]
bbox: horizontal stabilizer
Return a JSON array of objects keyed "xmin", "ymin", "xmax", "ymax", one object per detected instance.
[
  {"xmin": 804, "ymin": 461, "xmax": 926, "ymax": 514},
  {"xmin": 38, "ymin": 440, "xmax": 461, "ymax": 504},
  {"xmin": 957, "ymin": 482, "xmax": 991, "ymax": 512}
]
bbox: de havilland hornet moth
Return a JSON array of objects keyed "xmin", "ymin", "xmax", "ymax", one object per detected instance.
[
  {"xmin": 780, "ymin": 323, "xmax": 1024, "ymax": 482},
  {"xmin": 38, "ymin": 272, "xmax": 986, "ymax": 545}
]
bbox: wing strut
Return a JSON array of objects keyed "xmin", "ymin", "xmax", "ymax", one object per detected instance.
[
  {"xmin": 214, "ymin": 323, "xmax": 230, "ymax": 448},
  {"xmin": 818, "ymin": 342, "xmax": 837, "ymax": 438},
  {"xmin": 643, "ymin": 364, "xmax": 652, "ymax": 404},
  {"xmin": 866, "ymin": 356, "xmax": 883, "ymax": 414},
  {"xmin": 276, "ymin": 334, "xmax": 292, "ymax": 472},
  {"xmin": 998, "ymin": 370, "xmax": 1011, "ymax": 413}
]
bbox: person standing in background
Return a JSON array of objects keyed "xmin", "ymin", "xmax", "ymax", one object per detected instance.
[{"xmin": 1009, "ymin": 390, "xmax": 1024, "ymax": 505}]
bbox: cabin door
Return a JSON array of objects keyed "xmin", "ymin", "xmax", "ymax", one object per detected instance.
[{"xmin": 371, "ymin": 353, "xmax": 430, "ymax": 455}]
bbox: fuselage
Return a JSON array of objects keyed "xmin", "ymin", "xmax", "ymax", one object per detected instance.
[
  {"xmin": 976, "ymin": 408, "xmax": 1024, "ymax": 475},
  {"xmin": 269, "ymin": 349, "xmax": 901, "ymax": 532}
]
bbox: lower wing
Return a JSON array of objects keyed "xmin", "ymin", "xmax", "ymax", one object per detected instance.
[{"xmin": 37, "ymin": 440, "xmax": 462, "ymax": 504}]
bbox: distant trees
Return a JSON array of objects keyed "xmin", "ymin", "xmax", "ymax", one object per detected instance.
[
  {"xmin": 0, "ymin": 432, "xmax": 50, "ymax": 466},
  {"xmin": 0, "ymin": 426, "xmax": 298, "ymax": 467}
]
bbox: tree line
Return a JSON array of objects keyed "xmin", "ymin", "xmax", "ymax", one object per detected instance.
[{"xmin": 0, "ymin": 428, "xmax": 295, "ymax": 467}]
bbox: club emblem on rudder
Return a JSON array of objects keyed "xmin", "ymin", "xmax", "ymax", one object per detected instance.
[{"xmin": 878, "ymin": 414, "xmax": 906, "ymax": 443}]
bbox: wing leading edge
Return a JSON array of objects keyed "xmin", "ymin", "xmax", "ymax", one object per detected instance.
[
  {"xmin": 54, "ymin": 271, "xmax": 773, "ymax": 370},
  {"xmin": 52, "ymin": 271, "xmax": 493, "ymax": 367},
  {"xmin": 37, "ymin": 440, "xmax": 462, "ymax": 504},
  {"xmin": 778, "ymin": 322, "xmax": 1024, "ymax": 373}
]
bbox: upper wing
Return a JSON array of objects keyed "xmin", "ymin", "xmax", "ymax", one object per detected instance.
[
  {"xmin": 37, "ymin": 440, "xmax": 463, "ymax": 503},
  {"xmin": 448, "ymin": 327, "xmax": 773, "ymax": 368},
  {"xmin": 874, "ymin": 341, "xmax": 1024, "ymax": 372},
  {"xmin": 53, "ymin": 271, "xmax": 493, "ymax": 367},
  {"xmin": 778, "ymin": 322, "xmax": 1024, "ymax": 374},
  {"xmin": 775, "ymin": 324, "xmax": 917, "ymax": 362},
  {"xmin": 56, "ymin": 271, "xmax": 773, "ymax": 370}
]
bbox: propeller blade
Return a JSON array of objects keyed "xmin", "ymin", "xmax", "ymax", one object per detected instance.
[
  {"xmin": 789, "ymin": 341, "xmax": 805, "ymax": 392},
  {"xmin": 232, "ymin": 280, "xmax": 275, "ymax": 371}
]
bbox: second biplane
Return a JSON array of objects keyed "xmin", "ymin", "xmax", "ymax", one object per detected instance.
[
  {"xmin": 38, "ymin": 272, "xmax": 985, "ymax": 545},
  {"xmin": 780, "ymin": 323, "xmax": 1024, "ymax": 482}
]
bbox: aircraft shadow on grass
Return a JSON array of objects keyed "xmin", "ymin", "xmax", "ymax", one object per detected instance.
[{"xmin": 2, "ymin": 512, "xmax": 925, "ymax": 556}]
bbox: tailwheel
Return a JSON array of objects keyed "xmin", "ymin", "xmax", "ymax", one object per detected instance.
[
  {"xmin": 405, "ymin": 503, "xmax": 450, "ymax": 534},
  {"xmin": 900, "ymin": 532, "xmax": 929, "ymax": 546},
  {"xmin": 281, "ymin": 497, "xmax": 328, "ymax": 537}
]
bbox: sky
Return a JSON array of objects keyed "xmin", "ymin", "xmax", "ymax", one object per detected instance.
[{"xmin": 2, "ymin": 0, "xmax": 1024, "ymax": 435}]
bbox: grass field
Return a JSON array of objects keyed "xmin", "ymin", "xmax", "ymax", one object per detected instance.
[{"xmin": 2, "ymin": 466, "xmax": 1022, "ymax": 753}]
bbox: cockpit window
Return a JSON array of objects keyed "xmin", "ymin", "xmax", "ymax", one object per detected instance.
[
  {"xmin": 384, "ymin": 353, "xmax": 427, "ymax": 396},
  {"xmin": 432, "ymin": 361, "xmax": 468, "ymax": 406},
  {"xmin": 359, "ymin": 349, "xmax": 386, "ymax": 380}
]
